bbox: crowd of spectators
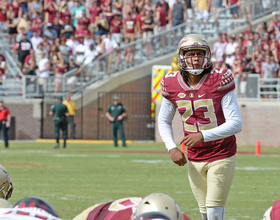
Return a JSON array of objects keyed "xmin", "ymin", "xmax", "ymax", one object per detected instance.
[
  {"xmin": 0, "ymin": 0, "xmax": 279, "ymax": 96},
  {"xmin": 211, "ymin": 13, "xmax": 280, "ymax": 98},
  {"xmin": 0, "ymin": 0, "xmax": 175, "ymax": 93}
]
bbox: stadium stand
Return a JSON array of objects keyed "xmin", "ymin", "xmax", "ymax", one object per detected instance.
[{"xmin": 0, "ymin": 0, "xmax": 279, "ymax": 100}]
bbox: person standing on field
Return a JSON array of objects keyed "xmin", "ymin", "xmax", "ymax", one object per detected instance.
[
  {"xmin": 49, "ymin": 96, "xmax": 69, "ymax": 149},
  {"xmin": 63, "ymin": 94, "xmax": 77, "ymax": 139},
  {"xmin": 105, "ymin": 94, "xmax": 127, "ymax": 147},
  {"xmin": 0, "ymin": 100, "xmax": 11, "ymax": 148},
  {"xmin": 158, "ymin": 34, "xmax": 242, "ymax": 220}
]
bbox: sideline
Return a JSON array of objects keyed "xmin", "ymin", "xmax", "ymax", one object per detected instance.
[{"xmin": 36, "ymin": 139, "xmax": 137, "ymax": 144}]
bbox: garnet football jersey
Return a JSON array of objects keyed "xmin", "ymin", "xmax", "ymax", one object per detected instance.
[
  {"xmin": 73, "ymin": 197, "xmax": 141, "ymax": 220},
  {"xmin": 161, "ymin": 68, "xmax": 237, "ymax": 162},
  {"xmin": 270, "ymin": 200, "xmax": 280, "ymax": 220},
  {"xmin": 73, "ymin": 197, "xmax": 191, "ymax": 220}
]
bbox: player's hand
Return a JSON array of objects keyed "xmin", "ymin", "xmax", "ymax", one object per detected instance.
[
  {"xmin": 180, "ymin": 132, "xmax": 204, "ymax": 148},
  {"xmin": 169, "ymin": 148, "xmax": 187, "ymax": 166}
]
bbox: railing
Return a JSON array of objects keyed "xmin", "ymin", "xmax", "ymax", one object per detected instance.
[
  {"xmin": 235, "ymin": 74, "xmax": 280, "ymax": 101},
  {"xmin": 53, "ymin": 0, "xmax": 279, "ymax": 97},
  {"xmin": 20, "ymin": 73, "xmax": 280, "ymax": 101},
  {"xmin": 0, "ymin": 33, "xmax": 13, "ymax": 54},
  {"xmin": 4, "ymin": 51, "xmax": 24, "ymax": 79},
  {"xmin": 1, "ymin": 0, "xmax": 280, "ymax": 99}
]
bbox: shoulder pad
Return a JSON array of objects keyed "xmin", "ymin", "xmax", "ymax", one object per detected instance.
[
  {"xmin": 160, "ymin": 71, "xmax": 179, "ymax": 97},
  {"xmin": 160, "ymin": 77, "xmax": 169, "ymax": 97},
  {"xmin": 218, "ymin": 69, "xmax": 235, "ymax": 91}
]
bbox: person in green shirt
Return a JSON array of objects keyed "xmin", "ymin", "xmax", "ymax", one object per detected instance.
[
  {"xmin": 49, "ymin": 96, "xmax": 69, "ymax": 149},
  {"xmin": 105, "ymin": 94, "xmax": 127, "ymax": 147}
]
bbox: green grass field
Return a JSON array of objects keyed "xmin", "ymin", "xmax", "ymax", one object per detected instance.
[{"xmin": 1, "ymin": 141, "xmax": 280, "ymax": 220}]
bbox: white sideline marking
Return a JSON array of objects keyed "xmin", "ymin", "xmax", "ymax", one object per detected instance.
[
  {"xmin": 131, "ymin": 159, "xmax": 170, "ymax": 163},
  {"xmin": 60, "ymin": 197, "xmax": 72, "ymax": 200},
  {"xmin": 0, "ymin": 150, "xmax": 53, "ymax": 153},
  {"xmin": 53, "ymin": 154, "xmax": 120, "ymax": 158},
  {"xmin": 236, "ymin": 166, "xmax": 280, "ymax": 171}
]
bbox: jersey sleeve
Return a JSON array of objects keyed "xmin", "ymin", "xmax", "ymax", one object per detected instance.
[
  {"xmin": 160, "ymin": 74, "xmax": 169, "ymax": 98},
  {"xmin": 158, "ymin": 97, "xmax": 178, "ymax": 151},
  {"xmin": 72, "ymin": 203, "xmax": 106, "ymax": 220},
  {"xmin": 200, "ymin": 91, "xmax": 242, "ymax": 142}
]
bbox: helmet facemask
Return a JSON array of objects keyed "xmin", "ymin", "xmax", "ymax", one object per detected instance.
[
  {"xmin": 178, "ymin": 46, "xmax": 211, "ymax": 75},
  {"xmin": 177, "ymin": 34, "xmax": 212, "ymax": 75},
  {"xmin": 0, "ymin": 180, "xmax": 13, "ymax": 200},
  {"xmin": 0, "ymin": 165, "xmax": 13, "ymax": 200},
  {"xmin": 134, "ymin": 212, "xmax": 171, "ymax": 220}
]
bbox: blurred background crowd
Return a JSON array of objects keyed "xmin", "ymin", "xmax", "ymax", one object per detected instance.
[{"xmin": 0, "ymin": 0, "xmax": 279, "ymax": 97}]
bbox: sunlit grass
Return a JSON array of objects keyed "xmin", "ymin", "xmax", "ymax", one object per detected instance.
[{"xmin": 1, "ymin": 141, "xmax": 279, "ymax": 219}]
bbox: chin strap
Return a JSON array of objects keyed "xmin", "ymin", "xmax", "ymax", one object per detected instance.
[{"xmin": 187, "ymin": 69, "xmax": 204, "ymax": 75}]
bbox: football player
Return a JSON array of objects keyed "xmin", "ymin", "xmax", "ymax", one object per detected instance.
[
  {"xmin": 0, "ymin": 196, "xmax": 62, "ymax": 219},
  {"xmin": 263, "ymin": 200, "xmax": 280, "ymax": 220},
  {"xmin": 131, "ymin": 193, "xmax": 190, "ymax": 220},
  {"xmin": 0, "ymin": 164, "xmax": 13, "ymax": 200},
  {"xmin": 73, "ymin": 193, "xmax": 190, "ymax": 220},
  {"xmin": 158, "ymin": 34, "xmax": 242, "ymax": 220}
]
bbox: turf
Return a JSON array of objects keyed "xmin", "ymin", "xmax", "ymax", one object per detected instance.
[{"xmin": 0, "ymin": 141, "xmax": 279, "ymax": 220}]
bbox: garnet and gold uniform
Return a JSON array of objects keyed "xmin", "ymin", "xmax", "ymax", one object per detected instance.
[{"xmin": 158, "ymin": 34, "xmax": 242, "ymax": 219}]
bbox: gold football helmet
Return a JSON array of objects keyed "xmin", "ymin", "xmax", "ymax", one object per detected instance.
[
  {"xmin": 132, "ymin": 193, "xmax": 183, "ymax": 220},
  {"xmin": 0, "ymin": 164, "xmax": 13, "ymax": 200},
  {"xmin": 177, "ymin": 34, "xmax": 211, "ymax": 75}
]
